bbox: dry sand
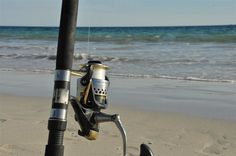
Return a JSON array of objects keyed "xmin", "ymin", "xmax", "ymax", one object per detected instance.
[{"xmin": 1, "ymin": 94, "xmax": 236, "ymax": 156}]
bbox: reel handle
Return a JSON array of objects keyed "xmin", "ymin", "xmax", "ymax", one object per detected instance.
[
  {"xmin": 94, "ymin": 113, "xmax": 127, "ymax": 156},
  {"xmin": 94, "ymin": 113, "xmax": 155, "ymax": 156}
]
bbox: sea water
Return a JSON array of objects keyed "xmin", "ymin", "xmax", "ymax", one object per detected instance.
[{"xmin": 0, "ymin": 25, "xmax": 236, "ymax": 83}]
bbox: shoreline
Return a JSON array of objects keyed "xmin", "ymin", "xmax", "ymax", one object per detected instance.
[{"xmin": 1, "ymin": 70, "xmax": 236, "ymax": 121}]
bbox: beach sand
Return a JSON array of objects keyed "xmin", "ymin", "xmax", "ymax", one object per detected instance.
[{"xmin": 1, "ymin": 71, "xmax": 236, "ymax": 156}]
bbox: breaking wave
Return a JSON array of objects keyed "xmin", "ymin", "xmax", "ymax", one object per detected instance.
[
  {"xmin": 110, "ymin": 73, "xmax": 236, "ymax": 83},
  {"xmin": 1, "ymin": 68, "xmax": 235, "ymax": 83},
  {"xmin": 0, "ymin": 53, "xmax": 129, "ymax": 62}
]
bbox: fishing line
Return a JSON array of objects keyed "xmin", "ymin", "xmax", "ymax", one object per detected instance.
[
  {"xmin": 87, "ymin": 25, "xmax": 91, "ymax": 53},
  {"xmin": 86, "ymin": 1, "xmax": 92, "ymax": 55}
]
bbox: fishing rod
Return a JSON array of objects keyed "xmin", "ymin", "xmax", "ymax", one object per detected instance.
[
  {"xmin": 44, "ymin": 0, "xmax": 78, "ymax": 155},
  {"xmin": 45, "ymin": 0, "xmax": 154, "ymax": 156}
]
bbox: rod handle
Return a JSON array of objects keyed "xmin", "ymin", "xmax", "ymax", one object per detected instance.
[{"xmin": 45, "ymin": 145, "xmax": 64, "ymax": 156}]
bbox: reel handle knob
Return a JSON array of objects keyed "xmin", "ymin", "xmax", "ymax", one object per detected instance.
[{"xmin": 140, "ymin": 144, "xmax": 154, "ymax": 156}]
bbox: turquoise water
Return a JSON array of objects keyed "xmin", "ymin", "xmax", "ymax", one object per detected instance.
[
  {"xmin": 1, "ymin": 26, "xmax": 236, "ymax": 42},
  {"xmin": 1, "ymin": 25, "xmax": 236, "ymax": 82}
]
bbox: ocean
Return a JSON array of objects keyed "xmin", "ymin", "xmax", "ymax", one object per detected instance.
[{"xmin": 1, "ymin": 25, "xmax": 236, "ymax": 83}]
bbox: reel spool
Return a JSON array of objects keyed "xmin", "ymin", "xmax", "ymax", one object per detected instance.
[{"xmin": 75, "ymin": 61, "xmax": 109, "ymax": 110}]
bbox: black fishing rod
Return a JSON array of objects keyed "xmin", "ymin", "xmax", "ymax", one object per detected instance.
[
  {"xmin": 45, "ymin": 0, "xmax": 78, "ymax": 156},
  {"xmin": 45, "ymin": 0, "xmax": 154, "ymax": 156}
]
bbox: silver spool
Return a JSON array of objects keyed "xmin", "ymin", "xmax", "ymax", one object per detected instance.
[
  {"xmin": 91, "ymin": 64, "xmax": 109, "ymax": 80},
  {"xmin": 92, "ymin": 79, "xmax": 109, "ymax": 106}
]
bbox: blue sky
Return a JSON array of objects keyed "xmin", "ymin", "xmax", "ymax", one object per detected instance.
[{"xmin": 0, "ymin": 0, "xmax": 235, "ymax": 26}]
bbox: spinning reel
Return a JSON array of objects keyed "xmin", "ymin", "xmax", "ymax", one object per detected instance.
[{"xmin": 70, "ymin": 61, "xmax": 154, "ymax": 156}]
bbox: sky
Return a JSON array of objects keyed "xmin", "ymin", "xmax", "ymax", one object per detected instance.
[{"xmin": 0, "ymin": 0, "xmax": 236, "ymax": 26}]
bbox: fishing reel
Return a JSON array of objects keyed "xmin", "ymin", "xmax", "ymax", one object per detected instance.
[{"xmin": 70, "ymin": 60, "xmax": 154, "ymax": 156}]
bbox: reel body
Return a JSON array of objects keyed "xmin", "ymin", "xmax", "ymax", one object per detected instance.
[{"xmin": 72, "ymin": 61, "xmax": 110, "ymax": 139}]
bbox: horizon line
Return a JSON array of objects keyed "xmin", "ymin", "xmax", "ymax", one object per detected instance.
[{"xmin": 0, "ymin": 24, "xmax": 236, "ymax": 28}]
